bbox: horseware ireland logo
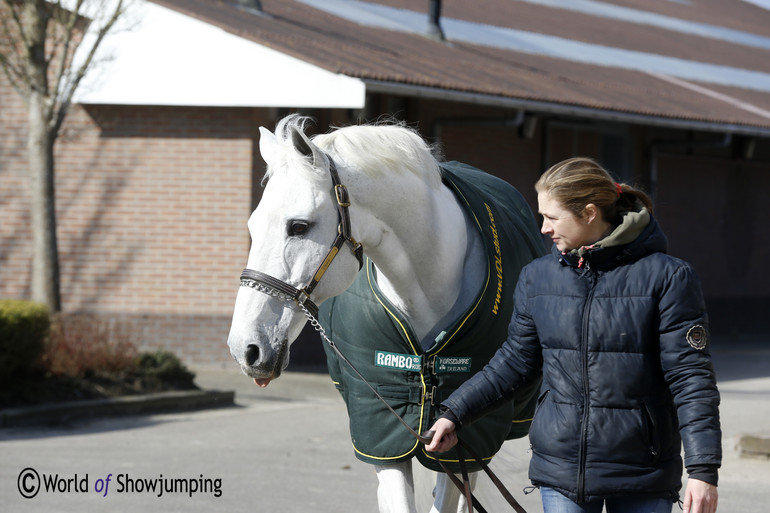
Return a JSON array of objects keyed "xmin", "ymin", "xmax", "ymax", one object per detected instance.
[
  {"xmin": 375, "ymin": 351, "xmax": 422, "ymax": 372},
  {"xmin": 434, "ymin": 356, "xmax": 473, "ymax": 373}
]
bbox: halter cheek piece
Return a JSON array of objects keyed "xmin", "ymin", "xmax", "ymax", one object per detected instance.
[{"xmin": 239, "ymin": 158, "xmax": 364, "ymax": 319}]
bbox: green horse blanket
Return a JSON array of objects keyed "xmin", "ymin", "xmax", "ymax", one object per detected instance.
[{"xmin": 318, "ymin": 161, "xmax": 545, "ymax": 473}]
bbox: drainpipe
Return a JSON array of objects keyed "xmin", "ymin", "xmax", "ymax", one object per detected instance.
[
  {"xmin": 237, "ymin": 0, "xmax": 265, "ymax": 14},
  {"xmin": 427, "ymin": 0, "xmax": 445, "ymax": 41},
  {"xmin": 648, "ymin": 133, "xmax": 732, "ymax": 201}
]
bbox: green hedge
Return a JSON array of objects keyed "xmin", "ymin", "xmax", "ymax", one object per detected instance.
[
  {"xmin": 135, "ymin": 350, "xmax": 195, "ymax": 386},
  {"xmin": 0, "ymin": 300, "xmax": 51, "ymax": 378}
]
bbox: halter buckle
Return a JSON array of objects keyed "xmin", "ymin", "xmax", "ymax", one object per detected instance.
[
  {"xmin": 296, "ymin": 288, "xmax": 312, "ymax": 308},
  {"xmin": 350, "ymin": 238, "xmax": 364, "ymax": 270},
  {"xmin": 335, "ymin": 184, "xmax": 351, "ymax": 207}
]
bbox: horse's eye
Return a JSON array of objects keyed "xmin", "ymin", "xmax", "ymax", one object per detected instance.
[{"xmin": 288, "ymin": 221, "xmax": 310, "ymax": 236}]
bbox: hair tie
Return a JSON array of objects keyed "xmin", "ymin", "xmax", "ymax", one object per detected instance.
[{"xmin": 615, "ymin": 182, "xmax": 623, "ymax": 197}]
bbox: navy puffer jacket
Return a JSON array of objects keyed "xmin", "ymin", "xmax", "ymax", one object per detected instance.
[{"xmin": 442, "ymin": 214, "xmax": 721, "ymax": 503}]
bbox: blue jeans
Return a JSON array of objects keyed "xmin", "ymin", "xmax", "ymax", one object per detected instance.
[{"xmin": 540, "ymin": 487, "xmax": 673, "ymax": 513}]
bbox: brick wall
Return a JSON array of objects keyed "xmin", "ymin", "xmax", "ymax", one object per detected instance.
[
  {"xmin": 0, "ymin": 73, "xmax": 34, "ymax": 296},
  {"xmin": 1, "ymin": 76, "xmax": 273, "ymax": 365}
]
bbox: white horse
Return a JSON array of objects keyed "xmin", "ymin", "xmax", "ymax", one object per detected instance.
[{"xmin": 227, "ymin": 115, "xmax": 541, "ymax": 513}]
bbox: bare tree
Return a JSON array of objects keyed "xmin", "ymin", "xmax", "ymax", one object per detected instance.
[{"xmin": 0, "ymin": 0, "xmax": 129, "ymax": 311}]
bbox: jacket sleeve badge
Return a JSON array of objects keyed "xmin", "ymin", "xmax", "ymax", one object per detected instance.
[{"xmin": 686, "ymin": 324, "xmax": 709, "ymax": 350}]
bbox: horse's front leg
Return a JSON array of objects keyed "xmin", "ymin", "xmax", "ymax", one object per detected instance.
[
  {"xmin": 376, "ymin": 461, "xmax": 417, "ymax": 513},
  {"xmin": 430, "ymin": 469, "xmax": 477, "ymax": 513}
]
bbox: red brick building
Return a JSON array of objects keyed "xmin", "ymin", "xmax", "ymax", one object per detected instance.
[{"xmin": 2, "ymin": 0, "xmax": 769, "ymax": 367}]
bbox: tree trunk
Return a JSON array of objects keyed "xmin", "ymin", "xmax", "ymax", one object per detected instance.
[
  {"xmin": 21, "ymin": 0, "xmax": 60, "ymax": 312},
  {"xmin": 6, "ymin": 0, "xmax": 126, "ymax": 312},
  {"xmin": 28, "ymin": 91, "xmax": 61, "ymax": 312}
]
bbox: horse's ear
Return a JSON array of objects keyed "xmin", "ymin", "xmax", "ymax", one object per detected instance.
[
  {"xmin": 289, "ymin": 126, "xmax": 324, "ymax": 166},
  {"xmin": 259, "ymin": 126, "xmax": 280, "ymax": 166}
]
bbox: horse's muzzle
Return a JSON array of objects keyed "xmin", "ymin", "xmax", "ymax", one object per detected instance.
[{"xmin": 233, "ymin": 339, "xmax": 288, "ymax": 383}]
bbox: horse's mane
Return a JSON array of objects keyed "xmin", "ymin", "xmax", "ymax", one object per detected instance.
[{"xmin": 266, "ymin": 115, "xmax": 443, "ymax": 190}]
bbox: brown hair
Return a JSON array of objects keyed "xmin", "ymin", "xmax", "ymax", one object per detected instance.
[{"xmin": 535, "ymin": 157, "xmax": 653, "ymax": 225}]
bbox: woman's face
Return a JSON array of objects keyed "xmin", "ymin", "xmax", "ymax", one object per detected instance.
[{"xmin": 538, "ymin": 191, "xmax": 597, "ymax": 252}]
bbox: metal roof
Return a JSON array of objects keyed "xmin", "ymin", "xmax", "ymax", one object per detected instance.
[{"xmin": 149, "ymin": 0, "xmax": 770, "ymax": 136}]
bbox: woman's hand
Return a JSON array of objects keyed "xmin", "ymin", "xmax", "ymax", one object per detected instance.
[
  {"xmin": 424, "ymin": 417, "xmax": 458, "ymax": 453},
  {"xmin": 683, "ymin": 478, "xmax": 718, "ymax": 513}
]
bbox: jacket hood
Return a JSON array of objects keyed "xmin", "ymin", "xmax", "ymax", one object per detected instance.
[{"xmin": 556, "ymin": 207, "xmax": 668, "ymax": 270}]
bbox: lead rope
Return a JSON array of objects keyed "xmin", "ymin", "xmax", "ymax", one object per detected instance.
[{"xmin": 297, "ymin": 301, "xmax": 528, "ymax": 513}]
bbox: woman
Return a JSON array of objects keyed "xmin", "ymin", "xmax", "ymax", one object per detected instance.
[{"xmin": 425, "ymin": 158, "xmax": 721, "ymax": 513}]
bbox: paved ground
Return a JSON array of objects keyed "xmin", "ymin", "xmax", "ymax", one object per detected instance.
[{"xmin": 1, "ymin": 334, "xmax": 768, "ymax": 513}]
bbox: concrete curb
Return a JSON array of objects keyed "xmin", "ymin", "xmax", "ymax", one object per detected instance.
[{"xmin": 0, "ymin": 389, "xmax": 235, "ymax": 428}]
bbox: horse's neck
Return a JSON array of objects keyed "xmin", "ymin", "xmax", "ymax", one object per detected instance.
[{"xmin": 361, "ymin": 175, "xmax": 485, "ymax": 349}]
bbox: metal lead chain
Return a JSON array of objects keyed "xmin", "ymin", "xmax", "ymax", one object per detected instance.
[
  {"xmin": 243, "ymin": 282, "xmax": 428, "ymax": 442},
  {"xmin": 298, "ymin": 302, "xmax": 334, "ymax": 348},
  {"xmin": 259, "ymin": 284, "xmax": 526, "ymax": 513},
  {"xmin": 240, "ymin": 278, "xmax": 295, "ymax": 303},
  {"xmin": 290, "ymin": 288, "xmax": 525, "ymax": 513},
  {"xmin": 240, "ymin": 275, "xmax": 334, "ymax": 348},
  {"xmin": 296, "ymin": 301, "xmax": 432, "ymax": 444}
]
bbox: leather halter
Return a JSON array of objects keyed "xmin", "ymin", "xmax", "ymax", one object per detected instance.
[{"xmin": 239, "ymin": 158, "xmax": 363, "ymax": 319}]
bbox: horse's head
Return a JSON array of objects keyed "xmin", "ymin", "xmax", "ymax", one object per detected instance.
[{"xmin": 227, "ymin": 116, "xmax": 365, "ymax": 386}]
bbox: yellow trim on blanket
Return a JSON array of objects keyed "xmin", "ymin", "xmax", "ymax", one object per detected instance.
[
  {"xmin": 354, "ymin": 176, "xmax": 504, "ymax": 463},
  {"xmin": 430, "ymin": 177, "xmax": 492, "ymax": 356},
  {"xmin": 361, "ymin": 261, "xmax": 426, "ymax": 462}
]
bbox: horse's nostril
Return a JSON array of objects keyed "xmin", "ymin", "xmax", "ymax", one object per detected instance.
[{"xmin": 245, "ymin": 344, "xmax": 260, "ymax": 366}]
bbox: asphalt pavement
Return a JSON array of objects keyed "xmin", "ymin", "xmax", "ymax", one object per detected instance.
[{"xmin": 1, "ymin": 333, "xmax": 768, "ymax": 513}]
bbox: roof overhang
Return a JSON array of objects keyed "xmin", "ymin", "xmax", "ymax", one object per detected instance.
[
  {"xmin": 73, "ymin": 1, "xmax": 365, "ymax": 108},
  {"xmin": 365, "ymin": 80, "xmax": 770, "ymax": 138}
]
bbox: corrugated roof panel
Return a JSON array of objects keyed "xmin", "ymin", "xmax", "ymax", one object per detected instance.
[
  {"xmin": 147, "ymin": 0, "xmax": 770, "ymax": 134},
  {"xmin": 514, "ymin": 0, "xmax": 770, "ymax": 50},
  {"xmin": 297, "ymin": 0, "xmax": 770, "ymax": 93}
]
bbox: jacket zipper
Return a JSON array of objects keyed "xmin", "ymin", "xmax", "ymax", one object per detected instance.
[
  {"xmin": 577, "ymin": 270, "xmax": 597, "ymax": 503},
  {"xmin": 641, "ymin": 401, "xmax": 660, "ymax": 461}
]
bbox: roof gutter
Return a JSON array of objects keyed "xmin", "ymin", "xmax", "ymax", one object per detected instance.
[{"xmin": 363, "ymin": 80, "xmax": 770, "ymax": 139}]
